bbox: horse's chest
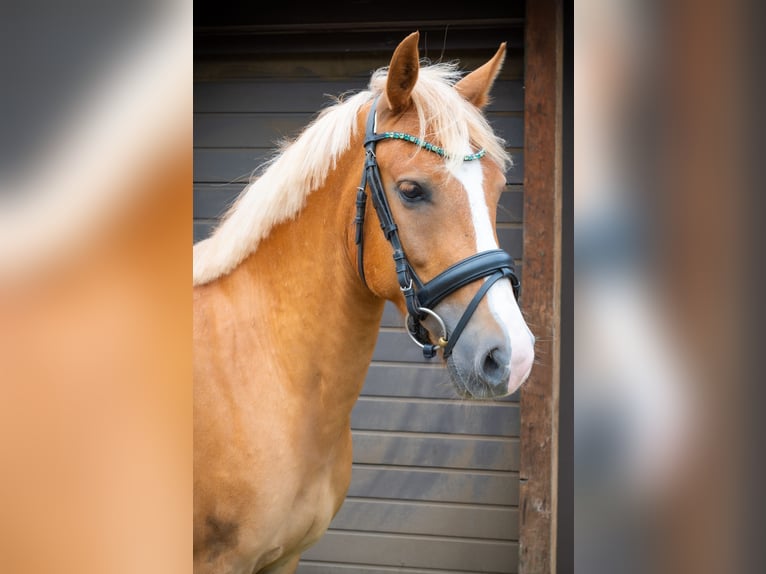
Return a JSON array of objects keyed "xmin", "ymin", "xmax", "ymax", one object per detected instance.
[
  {"xmin": 289, "ymin": 448, "xmax": 352, "ymax": 536},
  {"xmin": 255, "ymin": 429, "xmax": 353, "ymax": 554},
  {"xmin": 291, "ymin": 480, "xmax": 340, "ymax": 544}
]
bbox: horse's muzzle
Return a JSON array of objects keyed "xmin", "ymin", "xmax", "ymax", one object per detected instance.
[{"xmin": 444, "ymin": 323, "xmax": 534, "ymax": 400}]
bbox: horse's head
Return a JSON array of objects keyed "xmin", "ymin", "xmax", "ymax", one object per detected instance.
[{"xmin": 358, "ymin": 32, "xmax": 535, "ymax": 399}]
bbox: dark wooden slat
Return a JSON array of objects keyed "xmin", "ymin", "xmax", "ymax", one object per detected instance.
[
  {"xmin": 193, "ymin": 148, "xmax": 271, "ymax": 183},
  {"xmin": 194, "ymin": 111, "xmax": 523, "ymax": 149},
  {"xmin": 194, "ymin": 80, "xmax": 368, "ymax": 113},
  {"xmin": 489, "ymin": 80, "xmax": 525, "ymax": 113},
  {"xmin": 302, "ymin": 530, "xmax": 518, "ymax": 573},
  {"xmin": 194, "ymin": 48, "xmax": 525, "ymax": 81},
  {"xmin": 297, "ymin": 563, "xmax": 478, "ymax": 574},
  {"xmin": 506, "ymin": 150, "xmax": 524, "ymax": 184},
  {"xmin": 362, "ymin": 364, "xmax": 463, "ymax": 399},
  {"xmin": 498, "ymin": 187, "xmax": 524, "ymax": 223},
  {"xmin": 194, "ymin": 4, "xmax": 525, "ymax": 28},
  {"xmin": 193, "ymin": 113, "xmax": 310, "ymax": 148},
  {"xmin": 371, "ymin": 330, "xmax": 433, "ymax": 364},
  {"xmin": 486, "ymin": 114, "xmax": 524, "ymax": 148},
  {"xmin": 193, "ymin": 221, "xmax": 215, "ymax": 244},
  {"xmin": 194, "ymin": 79, "xmax": 524, "ymax": 113},
  {"xmin": 331, "ymin": 498, "xmax": 518, "ymax": 540},
  {"xmin": 195, "ymin": 27, "xmax": 524, "ymax": 60},
  {"xmin": 193, "ymin": 184, "xmax": 244, "ymax": 219},
  {"xmin": 360, "ymin": 363, "xmax": 520, "ymax": 402},
  {"xmin": 498, "ymin": 226, "xmax": 523, "ymax": 259},
  {"xmin": 347, "ymin": 467, "xmax": 518, "ymax": 505},
  {"xmin": 379, "ymin": 302, "xmax": 404, "ymax": 328},
  {"xmin": 350, "ymin": 397, "xmax": 520, "ymax": 436},
  {"xmin": 352, "ymin": 431, "xmax": 519, "ymax": 471}
]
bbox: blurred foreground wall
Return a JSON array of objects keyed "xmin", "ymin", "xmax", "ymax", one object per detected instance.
[
  {"xmin": 575, "ymin": 0, "xmax": 751, "ymax": 573},
  {"xmin": 0, "ymin": 2, "xmax": 192, "ymax": 573}
]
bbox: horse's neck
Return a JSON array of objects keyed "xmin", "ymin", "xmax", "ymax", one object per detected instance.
[{"xmin": 227, "ymin": 164, "xmax": 384, "ymax": 417}]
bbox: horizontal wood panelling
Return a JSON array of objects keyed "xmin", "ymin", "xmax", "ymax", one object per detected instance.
[
  {"xmin": 193, "ymin": 112, "xmax": 523, "ymax": 149},
  {"xmin": 371, "ymin": 330, "xmax": 444, "ymax": 363},
  {"xmin": 193, "ymin": 184, "xmax": 242, "ymax": 219},
  {"xmin": 347, "ymin": 467, "xmax": 518, "ymax": 505},
  {"xmin": 352, "ymin": 431, "xmax": 519, "ymax": 471},
  {"xmin": 350, "ymin": 397, "xmax": 520, "ymax": 437},
  {"xmin": 297, "ymin": 562, "xmax": 482, "ymax": 574},
  {"xmin": 362, "ymin": 362, "xmax": 463, "ymax": 399},
  {"xmin": 302, "ymin": 531, "xmax": 518, "ymax": 573},
  {"xmin": 379, "ymin": 301, "xmax": 405, "ymax": 328},
  {"xmin": 331, "ymin": 498, "xmax": 519, "ymax": 539},
  {"xmin": 193, "ymin": 148, "xmax": 269, "ymax": 183},
  {"xmin": 195, "ymin": 6, "xmax": 525, "ymax": 28},
  {"xmin": 193, "ymin": 113, "xmax": 306, "ymax": 148},
  {"xmin": 193, "ymin": 221, "xmax": 214, "ymax": 244},
  {"xmin": 194, "ymin": 79, "xmax": 524, "ymax": 113},
  {"xmin": 498, "ymin": 186, "xmax": 524, "ymax": 223},
  {"xmin": 498, "ymin": 227, "xmax": 524, "ymax": 259},
  {"xmin": 360, "ymin": 363, "xmax": 521, "ymax": 402},
  {"xmin": 506, "ymin": 149, "xmax": 523, "ymax": 184},
  {"xmin": 195, "ymin": 49, "xmax": 525, "ymax": 82},
  {"xmin": 194, "ymin": 80, "xmax": 367, "ymax": 113},
  {"xmin": 196, "ymin": 32, "xmax": 523, "ymax": 59}
]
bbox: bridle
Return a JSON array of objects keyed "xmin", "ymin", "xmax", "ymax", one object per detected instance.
[{"xmin": 354, "ymin": 96, "xmax": 521, "ymax": 359}]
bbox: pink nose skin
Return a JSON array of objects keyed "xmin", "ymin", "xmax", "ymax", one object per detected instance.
[{"xmin": 458, "ymin": 329, "xmax": 535, "ymax": 399}]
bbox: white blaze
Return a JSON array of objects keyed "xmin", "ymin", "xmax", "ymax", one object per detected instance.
[{"xmin": 449, "ymin": 158, "xmax": 536, "ymax": 389}]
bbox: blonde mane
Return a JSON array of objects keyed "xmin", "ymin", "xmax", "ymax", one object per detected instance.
[{"xmin": 193, "ymin": 62, "xmax": 510, "ymax": 286}]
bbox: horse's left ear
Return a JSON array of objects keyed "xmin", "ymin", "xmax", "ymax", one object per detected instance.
[
  {"xmin": 386, "ymin": 31, "xmax": 420, "ymax": 113},
  {"xmin": 455, "ymin": 43, "xmax": 507, "ymax": 109}
]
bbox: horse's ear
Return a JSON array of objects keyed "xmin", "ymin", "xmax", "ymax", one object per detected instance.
[
  {"xmin": 455, "ymin": 42, "xmax": 506, "ymax": 109},
  {"xmin": 385, "ymin": 31, "xmax": 420, "ymax": 113}
]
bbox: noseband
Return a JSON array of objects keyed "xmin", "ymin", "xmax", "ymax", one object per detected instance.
[{"xmin": 354, "ymin": 96, "xmax": 520, "ymax": 359}]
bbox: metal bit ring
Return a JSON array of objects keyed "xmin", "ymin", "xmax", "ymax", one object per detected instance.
[{"xmin": 405, "ymin": 307, "xmax": 449, "ymax": 350}]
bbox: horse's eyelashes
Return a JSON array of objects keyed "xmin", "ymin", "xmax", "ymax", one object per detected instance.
[{"xmin": 396, "ymin": 181, "xmax": 428, "ymax": 203}]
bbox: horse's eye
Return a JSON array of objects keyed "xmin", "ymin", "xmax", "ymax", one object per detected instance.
[{"xmin": 396, "ymin": 181, "xmax": 427, "ymax": 203}]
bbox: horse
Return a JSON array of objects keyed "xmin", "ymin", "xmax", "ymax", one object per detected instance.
[{"xmin": 193, "ymin": 31, "xmax": 536, "ymax": 574}]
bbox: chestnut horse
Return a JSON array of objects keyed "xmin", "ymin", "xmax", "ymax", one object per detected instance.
[{"xmin": 193, "ymin": 32, "xmax": 535, "ymax": 574}]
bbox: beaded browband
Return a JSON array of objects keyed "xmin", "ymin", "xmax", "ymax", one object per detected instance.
[{"xmin": 376, "ymin": 131, "xmax": 486, "ymax": 162}]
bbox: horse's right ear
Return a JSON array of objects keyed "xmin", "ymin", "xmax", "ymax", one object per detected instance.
[
  {"xmin": 385, "ymin": 31, "xmax": 420, "ymax": 113},
  {"xmin": 455, "ymin": 42, "xmax": 506, "ymax": 109}
]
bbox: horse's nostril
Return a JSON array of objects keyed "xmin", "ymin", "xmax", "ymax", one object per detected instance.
[{"xmin": 481, "ymin": 347, "xmax": 506, "ymax": 384}]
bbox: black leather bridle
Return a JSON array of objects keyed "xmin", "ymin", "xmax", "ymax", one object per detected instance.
[{"xmin": 354, "ymin": 96, "xmax": 520, "ymax": 359}]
